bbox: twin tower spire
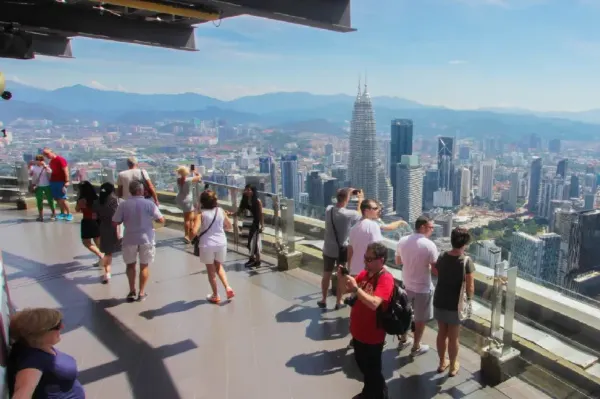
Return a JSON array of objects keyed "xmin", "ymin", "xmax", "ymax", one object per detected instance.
[{"xmin": 357, "ymin": 74, "xmax": 369, "ymax": 98}]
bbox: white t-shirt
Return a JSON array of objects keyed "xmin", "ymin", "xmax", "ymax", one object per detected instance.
[
  {"xmin": 29, "ymin": 165, "xmax": 50, "ymax": 187},
  {"xmin": 396, "ymin": 234, "xmax": 439, "ymax": 294},
  {"xmin": 348, "ymin": 219, "xmax": 384, "ymax": 275},
  {"xmin": 198, "ymin": 208, "xmax": 226, "ymax": 248},
  {"xmin": 117, "ymin": 168, "xmax": 150, "ymax": 200}
]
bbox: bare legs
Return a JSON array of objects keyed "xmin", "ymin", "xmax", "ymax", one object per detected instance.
[
  {"xmin": 126, "ymin": 263, "xmax": 149, "ymax": 297},
  {"xmin": 183, "ymin": 211, "xmax": 195, "ymax": 241},
  {"xmin": 436, "ymin": 321, "xmax": 461, "ymax": 375},
  {"xmin": 205, "ymin": 260, "xmax": 234, "ymax": 303},
  {"xmin": 101, "ymin": 253, "xmax": 112, "ymax": 283},
  {"xmin": 320, "ymin": 271, "xmax": 344, "ymax": 306},
  {"xmin": 82, "ymin": 237, "xmax": 103, "ymax": 261},
  {"xmin": 57, "ymin": 198, "xmax": 70, "ymax": 215}
]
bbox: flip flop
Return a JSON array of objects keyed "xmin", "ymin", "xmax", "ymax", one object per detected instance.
[
  {"xmin": 449, "ymin": 362, "xmax": 460, "ymax": 377},
  {"xmin": 437, "ymin": 362, "xmax": 450, "ymax": 373}
]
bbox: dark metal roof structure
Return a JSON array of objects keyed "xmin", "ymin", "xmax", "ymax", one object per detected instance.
[{"xmin": 0, "ymin": 0, "xmax": 354, "ymax": 59}]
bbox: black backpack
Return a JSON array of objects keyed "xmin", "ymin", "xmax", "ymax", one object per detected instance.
[{"xmin": 377, "ymin": 279, "xmax": 413, "ymax": 336}]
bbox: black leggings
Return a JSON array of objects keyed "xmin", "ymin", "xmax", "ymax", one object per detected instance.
[
  {"xmin": 247, "ymin": 224, "xmax": 261, "ymax": 258},
  {"xmin": 353, "ymin": 339, "xmax": 388, "ymax": 399}
]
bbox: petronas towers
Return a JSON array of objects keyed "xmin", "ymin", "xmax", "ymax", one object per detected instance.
[{"xmin": 348, "ymin": 81, "xmax": 393, "ymax": 215}]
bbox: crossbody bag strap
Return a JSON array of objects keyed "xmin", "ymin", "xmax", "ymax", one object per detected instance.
[
  {"xmin": 34, "ymin": 167, "xmax": 45, "ymax": 185},
  {"xmin": 330, "ymin": 208, "xmax": 341, "ymax": 248},
  {"xmin": 197, "ymin": 207, "xmax": 219, "ymax": 240}
]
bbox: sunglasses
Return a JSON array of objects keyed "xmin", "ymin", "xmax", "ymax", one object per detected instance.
[
  {"xmin": 368, "ymin": 206, "xmax": 379, "ymax": 211},
  {"xmin": 48, "ymin": 320, "xmax": 62, "ymax": 331},
  {"xmin": 364, "ymin": 256, "xmax": 382, "ymax": 263}
]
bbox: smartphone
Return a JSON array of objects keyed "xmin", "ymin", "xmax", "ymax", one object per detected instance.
[
  {"xmin": 352, "ymin": 189, "xmax": 360, "ymax": 195},
  {"xmin": 190, "ymin": 164, "xmax": 195, "ymax": 171},
  {"xmin": 339, "ymin": 265, "xmax": 350, "ymax": 276}
]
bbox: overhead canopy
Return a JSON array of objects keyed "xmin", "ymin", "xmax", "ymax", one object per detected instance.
[{"xmin": 0, "ymin": 0, "xmax": 354, "ymax": 59}]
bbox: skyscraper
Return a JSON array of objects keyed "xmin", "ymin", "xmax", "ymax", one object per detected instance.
[
  {"xmin": 348, "ymin": 81, "xmax": 393, "ymax": 212},
  {"xmin": 259, "ymin": 156, "xmax": 277, "ymax": 194},
  {"xmin": 280, "ymin": 154, "xmax": 299, "ymax": 201},
  {"xmin": 569, "ymin": 175, "xmax": 580, "ymax": 198},
  {"xmin": 556, "ymin": 159, "xmax": 568, "ymax": 179},
  {"xmin": 423, "ymin": 169, "xmax": 439, "ymax": 210},
  {"xmin": 567, "ymin": 210, "xmax": 600, "ymax": 277},
  {"xmin": 511, "ymin": 232, "xmax": 560, "ymax": 285},
  {"xmin": 437, "ymin": 137, "xmax": 454, "ymax": 191},
  {"xmin": 453, "ymin": 167, "xmax": 462, "ymax": 206},
  {"xmin": 479, "ymin": 161, "xmax": 495, "ymax": 200},
  {"xmin": 549, "ymin": 139, "xmax": 561, "ymax": 153},
  {"xmin": 396, "ymin": 155, "xmax": 423, "ymax": 223},
  {"xmin": 538, "ymin": 177, "xmax": 566, "ymax": 219},
  {"xmin": 508, "ymin": 171, "xmax": 519, "ymax": 212},
  {"xmin": 460, "ymin": 167, "xmax": 472, "ymax": 206},
  {"xmin": 528, "ymin": 157, "xmax": 542, "ymax": 214},
  {"xmin": 325, "ymin": 143, "xmax": 334, "ymax": 156},
  {"xmin": 390, "ymin": 119, "xmax": 413, "ymax": 207}
]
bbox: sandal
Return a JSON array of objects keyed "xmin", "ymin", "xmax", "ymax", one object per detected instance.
[
  {"xmin": 226, "ymin": 288, "xmax": 235, "ymax": 300},
  {"xmin": 449, "ymin": 362, "xmax": 460, "ymax": 377},
  {"xmin": 437, "ymin": 361, "xmax": 450, "ymax": 373},
  {"xmin": 206, "ymin": 294, "xmax": 221, "ymax": 304}
]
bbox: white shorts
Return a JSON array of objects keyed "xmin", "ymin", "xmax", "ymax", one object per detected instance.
[
  {"xmin": 123, "ymin": 243, "xmax": 156, "ymax": 265},
  {"xmin": 199, "ymin": 245, "xmax": 227, "ymax": 264}
]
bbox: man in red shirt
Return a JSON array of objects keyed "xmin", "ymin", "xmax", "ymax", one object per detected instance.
[
  {"xmin": 343, "ymin": 241, "xmax": 394, "ymax": 399},
  {"xmin": 43, "ymin": 148, "xmax": 72, "ymax": 221}
]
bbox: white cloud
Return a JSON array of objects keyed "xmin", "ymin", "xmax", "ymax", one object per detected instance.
[{"xmin": 448, "ymin": 60, "xmax": 468, "ymax": 65}]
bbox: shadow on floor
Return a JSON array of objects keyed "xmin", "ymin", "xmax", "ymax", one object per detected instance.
[
  {"xmin": 285, "ymin": 347, "xmax": 362, "ymax": 381},
  {"xmin": 139, "ymin": 299, "xmax": 207, "ymax": 320}
]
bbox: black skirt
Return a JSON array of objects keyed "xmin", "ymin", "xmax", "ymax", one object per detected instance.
[{"xmin": 81, "ymin": 219, "xmax": 100, "ymax": 239}]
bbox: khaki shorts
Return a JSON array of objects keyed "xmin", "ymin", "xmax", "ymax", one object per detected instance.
[{"xmin": 123, "ymin": 243, "xmax": 156, "ymax": 265}]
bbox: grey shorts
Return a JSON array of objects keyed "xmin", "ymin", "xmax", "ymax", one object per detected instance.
[
  {"xmin": 323, "ymin": 255, "xmax": 338, "ymax": 273},
  {"xmin": 434, "ymin": 307, "xmax": 461, "ymax": 325},
  {"xmin": 407, "ymin": 290, "xmax": 433, "ymax": 322}
]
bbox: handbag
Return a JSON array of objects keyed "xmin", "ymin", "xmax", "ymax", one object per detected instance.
[
  {"xmin": 193, "ymin": 208, "xmax": 219, "ymax": 257},
  {"xmin": 330, "ymin": 208, "xmax": 348, "ymax": 264},
  {"xmin": 457, "ymin": 255, "xmax": 472, "ymax": 321}
]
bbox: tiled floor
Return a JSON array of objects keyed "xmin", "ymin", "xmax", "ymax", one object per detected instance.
[{"xmin": 0, "ymin": 209, "xmax": 556, "ymax": 398}]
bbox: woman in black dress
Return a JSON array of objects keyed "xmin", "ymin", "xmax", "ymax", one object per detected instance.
[
  {"xmin": 95, "ymin": 182, "xmax": 121, "ymax": 284},
  {"xmin": 237, "ymin": 184, "xmax": 264, "ymax": 268}
]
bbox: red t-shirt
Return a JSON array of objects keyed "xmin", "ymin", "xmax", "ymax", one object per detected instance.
[
  {"xmin": 49, "ymin": 156, "xmax": 68, "ymax": 182},
  {"xmin": 349, "ymin": 270, "xmax": 395, "ymax": 344}
]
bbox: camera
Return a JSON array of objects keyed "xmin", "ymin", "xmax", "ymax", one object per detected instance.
[
  {"xmin": 190, "ymin": 164, "xmax": 195, "ymax": 171},
  {"xmin": 339, "ymin": 265, "xmax": 350, "ymax": 276},
  {"xmin": 344, "ymin": 295, "xmax": 358, "ymax": 307},
  {"xmin": 1, "ymin": 91, "xmax": 11, "ymax": 101},
  {"xmin": 351, "ymin": 189, "xmax": 361, "ymax": 195}
]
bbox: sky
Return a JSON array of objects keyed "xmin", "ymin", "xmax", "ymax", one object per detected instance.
[{"xmin": 3, "ymin": 0, "xmax": 600, "ymax": 111}]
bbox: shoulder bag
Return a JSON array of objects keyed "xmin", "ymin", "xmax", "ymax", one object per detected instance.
[
  {"xmin": 193, "ymin": 208, "xmax": 219, "ymax": 257},
  {"xmin": 139, "ymin": 169, "xmax": 152, "ymax": 199},
  {"xmin": 457, "ymin": 255, "xmax": 472, "ymax": 321},
  {"xmin": 29, "ymin": 167, "xmax": 45, "ymax": 193},
  {"xmin": 330, "ymin": 208, "xmax": 348, "ymax": 264}
]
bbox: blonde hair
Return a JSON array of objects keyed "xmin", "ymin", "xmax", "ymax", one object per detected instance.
[
  {"xmin": 176, "ymin": 165, "xmax": 190, "ymax": 177},
  {"xmin": 10, "ymin": 308, "xmax": 62, "ymax": 346},
  {"xmin": 35, "ymin": 155, "xmax": 44, "ymax": 161}
]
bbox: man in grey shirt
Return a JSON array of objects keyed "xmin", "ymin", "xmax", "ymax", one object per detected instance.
[{"xmin": 319, "ymin": 188, "xmax": 363, "ymax": 309}]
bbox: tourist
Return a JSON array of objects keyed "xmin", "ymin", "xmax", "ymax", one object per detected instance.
[
  {"xmin": 75, "ymin": 181, "xmax": 103, "ymax": 266},
  {"xmin": 116, "ymin": 156, "xmax": 159, "ymax": 206},
  {"xmin": 237, "ymin": 184, "xmax": 264, "ymax": 268},
  {"xmin": 319, "ymin": 188, "xmax": 363, "ymax": 309},
  {"xmin": 348, "ymin": 199, "xmax": 385, "ymax": 276},
  {"xmin": 344, "ymin": 242, "xmax": 395, "ymax": 399},
  {"xmin": 42, "ymin": 148, "xmax": 72, "ymax": 221},
  {"xmin": 113, "ymin": 180, "xmax": 165, "ymax": 302},
  {"xmin": 433, "ymin": 227, "xmax": 475, "ymax": 377},
  {"xmin": 29, "ymin": 154, "xmax": 56, "ymax": 221},
  {"xmin": 395, "ymin": 215, "xmax": 439, "ymax": 356},
  {"xmin": 196, "ymin": 190, "xmax": 235, "ymax": 304},
  {"xmin": 7, "ymin": 308, "xmax": 85, "ymax": 399},
  {"xmin": 175, "ymin": 165, "xmax": 202, "ymax": 243},
  {"xmin": 96, "ymin": 182, "xmax": 121, "ymax": 284}
]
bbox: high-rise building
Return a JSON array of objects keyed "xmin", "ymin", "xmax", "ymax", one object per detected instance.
[
  {"xmin": 259, "ymin": 156, "xmax": 277, "ymax": 194},
  {"xmin": 438, "ymin": 137, "xmax": 455, "ymax": 191},
  {"xmin": 567, "ymin": 209, "xmax": 600, "ymax": 277},
  {"xmin": 508, "ymin": 171, "xmax": 519, "ymax": 211},
  {"xmin": 390, "ymin": 119, "xmax": 413, "ymax": 207},
  {"xmin": 458, "ymin": 145, "xmax": 470, "ymax": 161},
  {"xmin": 378, "ymin": 138, "xmax": 391, "ymax": 178},
  {"xmin": 306, "ymin": 171, "xmax": 336, "ymax": 208},
  {"xmin": 348, "ymin": 82, "xmax": 378, "ymax": 199},
  {"xmin": 528, "ymin": 157, "xmax": 542, "ymax": 214},
  {"xmin": 549, "ymin": 139, "xmax": 561, "ymax": 153},
  {"xmin": 452, "ymin": 167, "xmax": 462, "ymax": 206},
  {"xmin": 584, "ymin": 193, "xmax": 595, "ymax": 210},
  {"xmin": 280, "ymin": 154, "xmax": 299, "ymax": 201},
  {"xmin": 539, "ymin": 233, "xmax": 561, "ymax": 284},
  {"xmin": 556, "ymin": 159, "xmax": 568, "ymax": 179},
  {"xmin": 423, "ymin": 168, "xmax": 439, "ymax": 210},
  {"xmin": 377, "ymin": 161, "xmax": 394, "ymax": 215},
  {"xmin": 584, "ymin": 173, "xmax": 598, "ymax": 193},
  {"xmin": 395, "ymin": 155, "xmax": 423, "ymax": 223},
  {"xmin": 325, "ymin": 143, "xmax": 334, "ymax": 156},
  {"xmin": 460, "ymin": 167, "xmax": 471, "ymax": 206},
  {"xmin": 331, "ymin": 166, "xmax": 348, "ymax": 190},
  {"xmin": 511, "ymin": 232, "xmax": 560, "ymax": 285},
  {"xmin": 479, "ymin": 161, "xmax": 495, "ymax": 200},
  {"xmin": 538, "ymin": 177, "xmax": 566, "ymax": 218},
  {"xmin": 570, "ymin": 175, "xmax": 580, "ymax": 198}
]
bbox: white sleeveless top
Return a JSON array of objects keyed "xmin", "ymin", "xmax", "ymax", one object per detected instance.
[{"xmin": 198, "ymin": 207, "xmax": 226, "ymax": 248}]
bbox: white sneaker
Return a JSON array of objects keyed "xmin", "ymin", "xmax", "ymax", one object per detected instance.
[
  {"xmin": 397, "ymin": 337, "xmax": 413, "ymax": 351},
  {"xmin": 410, "ymin": 344, "xmax": 430, "ymax": 357}
]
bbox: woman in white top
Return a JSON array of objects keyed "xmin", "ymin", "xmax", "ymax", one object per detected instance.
[
  {"xmin": 197, "ymin": 189, "xmax": 235, "ymax": 304},
  {"xmin": 29, "ymin": 155, "xmax": 56, "ymax": 221}
]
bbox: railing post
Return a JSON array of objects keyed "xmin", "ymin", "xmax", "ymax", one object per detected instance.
[
  {"xmin": 502, "ymin": 266, "xmax": 518, "ymax": 354},
  {"xmin": 229, "ymin": 187, "xmax": 239, "ymax": 251},
  {"xmin": 276, "ymin": 197, "xmax": 302, "ymax": 271},
  {"xmin": 285, "ymin": 198, "xmax": 296, "ymax": 253}
]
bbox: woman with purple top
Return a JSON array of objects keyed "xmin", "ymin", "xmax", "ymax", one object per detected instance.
[{"xmin": 7, "ymin": 308, "xmax": 85, "ymax": 398}]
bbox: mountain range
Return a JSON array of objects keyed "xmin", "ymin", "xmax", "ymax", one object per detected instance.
[{"xmin": 2, "ymin": 81, "xmax": 600, "ymax": 140}]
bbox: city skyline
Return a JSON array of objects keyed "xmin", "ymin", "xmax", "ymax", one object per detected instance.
[{"xmin": 3, "ymin": 0, "xmax": 600, "ymax": 111}]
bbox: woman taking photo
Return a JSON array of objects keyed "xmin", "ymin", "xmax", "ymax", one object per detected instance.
[
  {"xmin": 237, "ymin": 184, "xmax": 264, "ymax": 268},
  {"xmin": 29, "ymin": 154, "xmax": 56, "ymax": 222},
  {"xmin": 7, "ymin": 308, "xmax": 85, "ymax": 399},
  {"xmin": 76, "ymin": 181, "xmax": 103, "ymax": 266},
  {"xmin": 96, "ymin": 182, "xmax": 121, "ymax": 284},
  {"xmin": 175, "ymin": 165, "xmax": 202, "ymax": 243},
  {"xmin": 197, "ymin": 189, "xmax": 235, "ymax": 304},
  {"xmin": 433, "ymin": 227, "xmax": 475, "ymax": 377}
]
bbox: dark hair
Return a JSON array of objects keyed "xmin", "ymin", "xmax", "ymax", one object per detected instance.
[
  {"xmin": 336, "ymin": 188, "xmax": 351, "ymax": 203},
  {"xmin": 415, "ymin": 215, "xmax": 431, "ymax": 231},
  {"xmin": 200, "ymin": 190, "xmax": 218, "ymax": 209},
  {"xmin": 366, "ymin": 242, "xmax": 388, "ymax": 263},
  {"xmin": 450, "ymin": 227, "xmax": 471, "ymax": 249},
  {"xmin": 99, "ymin": 182, "xmax": 115, "ymax": 205},
  {"xmin": 78, "ymin": 181, "xmax": 97, "ymax": 206},
  {"xmin": 359, "ymin": 199, "xmax": 378, "ymax": 213},
  {"xmin": 35, "ymin": 155, "xmax": 44, "ymax": 162},
  {"xmin": 239, "ymin": 184, "xmax": 259, "ymax": 212}
]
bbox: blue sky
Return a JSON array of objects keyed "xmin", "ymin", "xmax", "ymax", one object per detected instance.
[{"xmin": 3, "ymin": 0, "xmax": 600, "ymax": 111}]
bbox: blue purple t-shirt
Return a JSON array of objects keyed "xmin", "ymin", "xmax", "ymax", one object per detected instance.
[{"xmin": 8, "ymin": 342, "xmax": 85, "ymax": 399}]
